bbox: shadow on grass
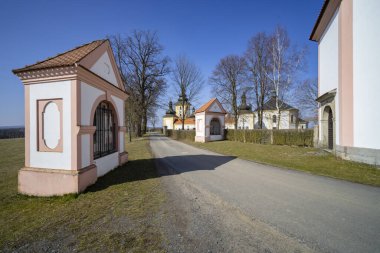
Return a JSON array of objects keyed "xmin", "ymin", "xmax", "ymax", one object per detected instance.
[{"xmin": 86, "ymin": 154, "xmax": 236, "ymax": 193}]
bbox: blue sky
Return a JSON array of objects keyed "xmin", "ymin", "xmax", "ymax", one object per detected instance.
[{"xmin": 0, "ymin": 0, "xmax": 322, "ymax": 127}]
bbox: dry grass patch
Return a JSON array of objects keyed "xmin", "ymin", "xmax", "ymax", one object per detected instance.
[{"xmin": 0, "ymin": 137, "xmax": 165, "ymax": 252}]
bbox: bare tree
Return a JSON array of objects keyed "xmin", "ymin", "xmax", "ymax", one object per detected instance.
[
  {"xmin": 267, "ymin": 26, "xmax": 306, "ymax": 129},
  {"xmin": 210, "ymin": 55, "xmax": 246, "ymax": 130},
  {"xmin": 109, "ymin": 34, "xmax": 136, "ymax": 141},
  {"xmin": 109, "ymin": 31, "xmax": 170, "ymax": 136},
  {"xmin": 295, "ymin": 78, "xmax": 318, "ymax": 118},
  {"xmin": 171, "ymin": 55, "xmax": 204, "ymax": 130},
  {"xmin": 147, "ymin": 105, "xmax": 159, "ymax": 132},
  {"xmin": 245, "ymin": 32, "xmax": 271, "ymax": 129},
  {"xmin": 124, "ymin": 97, "xmax": 139, "ymax": 142}
]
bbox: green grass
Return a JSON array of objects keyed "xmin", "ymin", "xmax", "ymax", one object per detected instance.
[
  {"xmin": 0, "ymin": 137, "xmax": 165, "ymax": 252},
  {"xmin": 183, "ymin": 140, "xmax": 380, "ymax": 187}
]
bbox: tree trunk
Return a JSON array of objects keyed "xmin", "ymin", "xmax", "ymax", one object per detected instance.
[
  {"xmin": 128, "ymin": 118, "xmax": 132, "ymax": 142},
  {"xmin": 142, "ymin": 111, "xmax": 148, "ymax": 134},
  {"xmin": 136, "ymin": 121, "xmax": 142, "ymax": 137},
  {"xmin": 277, "ymin": 110, "xmax": 281, "ymax": 130},
  {"xmin": 182, "ymin": 100, "xmax": 185, "ymax": 130}
]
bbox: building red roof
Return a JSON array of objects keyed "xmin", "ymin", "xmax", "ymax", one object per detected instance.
[
  {"xmin": 309, "ymin": 0, "xmax": 341, "ymax": 42},
  {"xmin": 13, "ymin": 40, "xmax": 106, "ymax": 73},
  {"xmin": 174, "ymin": 118, "xmax": 195, "ymax": 125},
  {"xmin": 195, "ymin": 98, "xmax": 227, "ymax": 114}
]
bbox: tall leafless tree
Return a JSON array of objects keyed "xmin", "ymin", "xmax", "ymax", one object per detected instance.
[
  {"xmin": 245, "ymin": 32, "xmax": 271, "ymax": 129},
  {"xmin": 267, "ymin": 26, "xmax": 306, "ymax": 129},
  {"xmin": 210, "ymin": 55, "xmax": 246, "ymax": 130},
  {"xmin": 295, "ymin": 78, "xmax": 318, "ymax": 118},
  {"xmin": 109, "ymin": 31, "xmax": 170, "ymax": 137},
  {"xmin": 171, "ymin": 55, "xmax": 203, "ymax": 130}
]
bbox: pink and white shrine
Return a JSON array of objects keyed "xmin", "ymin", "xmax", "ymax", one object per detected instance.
[
  {"xmin": 195, "ymin": 98, "xmax": 227, "ymax": 142},
  {"xmin": 13, "ymin": 40, "xmax": 129, "ymax": 196}
]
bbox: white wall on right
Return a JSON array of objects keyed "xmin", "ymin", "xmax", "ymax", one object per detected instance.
[
  {"xmin": 319, "ymin": 9, "xmax": 339, "ymax": 96},
  {"xmin": 318, "ymin": 8, "xmax": 340, "ymax": 145},
  {"xmin": 353, "ymin": 0, "xmax": 380, "ymax": 149}
]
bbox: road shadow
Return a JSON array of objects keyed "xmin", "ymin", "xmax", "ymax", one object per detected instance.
[{"xmin": 86, "ymin": 154, "xmax": 236, "ymax": 193}]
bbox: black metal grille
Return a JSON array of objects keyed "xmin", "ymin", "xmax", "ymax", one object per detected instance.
[
  {"xmin": 210, "ymin": 118, "xmax": 221, "ymax": 135},
  {"xmin": 93, "ymin": 102, "xmax": 117, "ymax": 159}
]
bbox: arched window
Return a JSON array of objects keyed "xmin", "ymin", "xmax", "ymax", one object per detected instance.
[
  {"xmin": 93, "ymin": 101, "xmax": 117, "ymax": 159},
  {"xmin": 272, "ymin": 115, "xmax": 277, "ymax": 123},
  {"xmin": 210, "ymin": 118, "xmax": 221, "ymax": 135}
]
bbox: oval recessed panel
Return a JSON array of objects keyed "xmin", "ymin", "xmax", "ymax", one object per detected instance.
[{"xmin": 43, "ymin": 102, "xmax": 60, "ymax": 149}]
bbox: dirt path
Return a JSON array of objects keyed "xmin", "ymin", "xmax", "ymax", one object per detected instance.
[
  {"xmin": 151, "ymin": 135, "xmax": 380, "ymax": 253},
  {"xmin": 157, "ymin": 162, "xmax": 316, "ymax": 253}
]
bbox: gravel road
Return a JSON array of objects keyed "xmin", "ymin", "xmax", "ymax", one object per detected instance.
[{"xmin": 151, "ymin": 136, "xmax": 380, "ymax": 253}]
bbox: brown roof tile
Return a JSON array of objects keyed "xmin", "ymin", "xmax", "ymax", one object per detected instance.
[
  {"xmin": 196, "ymin": 98, "xmax": 216, "ymax": 113},
  {"xmin": 174, "ymin": 118, "xmax": 195, "ymax": 125},
  {"xmin": 13, "ymin": 40, "xmax": 106, "ymax": 73},
  {"xmin": 195, "ymin": 98, "xmax": 226, "ymax": 114}
]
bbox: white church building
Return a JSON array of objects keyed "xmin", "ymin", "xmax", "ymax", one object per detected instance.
[
  {"xmin": 310, "ymin": 0, "xmax": 380, "ymax": 165},
  {"xmin": 13, "ymin": 39, "xmax": 129, "ymax": 196}
]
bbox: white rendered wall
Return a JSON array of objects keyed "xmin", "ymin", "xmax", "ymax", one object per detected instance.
[
  {"xmin": 195, "ymin": 113, "xmax": 206, "ymax": 137},
  {"xmin": 81, "ymin": 82, "xmax": 105, "ymax": 125},
  {"xmin": 319, "ymin": 9, "xmax": 339, "ymax": 96},
  {"xmin": 110, "ymin": 94, "xmax": 125, "ymax": 155},
  {"xmin": 209, "ymin": 102, "xmax": 222, "ymax": 112},
  {"xmin": 95, "ymin": 152, "xmax": 119, "ymax": 177},
  {"xmin": 237, "ymin": 114, "xmax": 254, "ymax": 129},
  {"xmin": 174, "ymin": 123, "xmax": 195, "ymax": 130},
  {"xmin": 318, "ymin": 8, "xmax": 340, "ymax": 145},
  {"xmin": 111, "ymin": 95, "xmax": 124, "ymax": 127},
  {"xmin": 353, "ymin": 0, "xmax": 380, "ymax": 149},
  {"xmin": 280, "ymin": 111, "xmax": 290, "ymax": 129},
  {"xmin": 81, "ymin": 134, "xmax": 91, "ymax": 168},
  {"xmin": 29, "ymin": 81, "xmax": 72, "ymax": 170},
  {"xmin": 90, "ymin": 52, "xmax": 118, "ymax": 86},
  {"xmin": 163, "ymin": 117, "xmax": 174, "ymax": 129},
  {"xmin": 254, "ymin": 111, "xmax": 293, "ymax": 129}
]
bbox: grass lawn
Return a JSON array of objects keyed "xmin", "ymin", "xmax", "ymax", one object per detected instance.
[
  {"xmin": 183, "ymin": 140, "xmax": 380, "ymax": 187},
  {"xmin": 0, "ymin": 137, "xmax": 165, "ymax": 252}
]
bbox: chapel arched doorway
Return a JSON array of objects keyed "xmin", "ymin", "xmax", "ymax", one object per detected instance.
[{"xmin": 210, "ymin": 118, "xmax": 221, "ymax": 135}]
